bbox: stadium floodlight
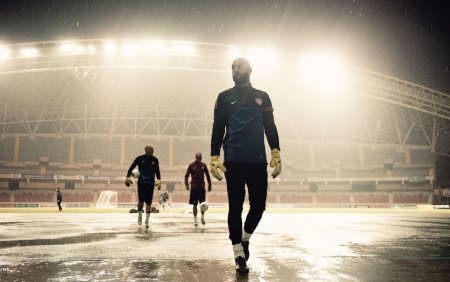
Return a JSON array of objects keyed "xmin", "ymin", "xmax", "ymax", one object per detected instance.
[
  {"xmin": 228, "ymin": 47, "xmax": 241, "ymax": 60},
  {"xmin": 246, "ymin": 47, "xmax": 279, "ymax": 72},
  {"xmin": 141, "ymin": 41, "xmax": 170, "ymax": 56},
  {"xmin": 298, "ymin": 52, "xmax": 347, "ymax": 95},
  {"xmin": 227, "ymin": 46, "xmax": 278, "ymax": 72},
  {"xmin": 103, "ymin": 41, "xmax": 118, "ymax": 55},
  {"xmin": 87, "ymin": 45, "xmax": 96, "ymax": 54},
  {"xmin": 19, "ymin": 47, "xmax": 39, "ymax": 58},
  {"xmin": 121, "ymin": 42, "xmax": 140, "ymax": 56},
  {"xmin": 59, "ymin": 42, "xmax": 87, "ymax": 55},
  {"xmin": 170, "ymin": 43, "xmax": 196, "ymax": 56},
  {"xmin": 120, "ymin": 40, "xmax": 195, "ymax": 57},
  {"xmin": 121, "ymin": 40, "xmax": 173, "ymax": 56},
  {"xmin": 0, "ymin": 46, "xmax": 11, "ymax": 61}
]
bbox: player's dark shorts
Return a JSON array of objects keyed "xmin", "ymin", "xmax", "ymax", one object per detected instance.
[
  {"xmin": 137, "ymin": 182, "xmax": 155, "ymax": 204},
  {"xmin": 189, "ymin": 186, "xmax": 205, "ymax": 205}
]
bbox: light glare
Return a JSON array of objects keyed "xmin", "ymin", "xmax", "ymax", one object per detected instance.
[
  {"xmin": 170, "ymin": 43, "xmax": 196, "ymax": 56},
  {"xmin": 142, "ymin": 41, "xmax": 169, "ymax": 55},
  {"xmin": 19, "ymin": 47, "xmax": 39, "ymax": 58},
  {"xmin": 120, "ymin": 41, "xmax": 196, "ymax": 56},
  {"xmin": 121, "ymin": 42, "xmax": 140, "ymax": 56},
  {"xmin": 227, "ymin": 47, "xmax": 279, "ymax": 72},
  {"xmin": 87, "ymin": 45, "xmax": 96, "ymax": 53},
  {"xmin": 246, "ymin": 48, "xmax": 278, "ymax": 72},
  {"xmin": 228, "ymin": 47, "xmax": 241, "ymax": 60},
  {"xmin": 0, "ymin": 46, "xmax": 12, "ymax": 61},
  {"xmin": 298, "ymin": 53, "xmax": 347, "ymax": 94},
  {"xmin": 59, "ymin": 43, "xmax": 87, "ymax": 55},
  {"xmin": 103, "ymin": 42, "xmax": 117, "ymax": 55}
]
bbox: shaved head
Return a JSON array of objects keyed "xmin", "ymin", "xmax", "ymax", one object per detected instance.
[
  {"xmin": 232, "ymin": 58, "xmax": 252, "ymax": 86},
  {"xmin": 145, "ymin": 145, "xmax": 154, "ymax": 156},
  {"xmin": 232, "ymin": 58, "xmax": 251, "ymax": 68}
]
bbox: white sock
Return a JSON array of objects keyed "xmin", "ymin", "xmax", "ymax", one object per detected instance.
[
  {"xmin": 233, "ymin": 243, "xmax": 245, "ymax": 259},
  {"xmin": 201, "ymin": 212, "xmax": 205, "ymax": 219},
  {"xmin": 138, "ymin": 211, "xmax": 142, "ymax": 217},
  {"xmin": 194, "ymin": 216, "xmax": 198, "ymax": 223},
  {"xmin": 243, "ymin": 231, "xmax": 252, "ymax": 242},
  {"xmin": 146, "ymin": 212, "xmax": 150, "ymax": 220}
]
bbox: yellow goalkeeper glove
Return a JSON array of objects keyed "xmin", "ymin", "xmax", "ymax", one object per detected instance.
[
  {"xmin": 270, "ymin": 149, "xmax": 281, "ymax": 178},
  {"xmin": 155, "ymin": 179, "xmax": 161, "ymax": 190},
  {"xmin": 125, "ymin": 177, "xmax": 133, "ymax": 187},
  {"xmin": 210, "ymin": 156, "xmax": 227, "ymax": 181}
]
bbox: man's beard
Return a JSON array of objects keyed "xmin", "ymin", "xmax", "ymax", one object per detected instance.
[{"xmin": 233, "ymin": 72, "xmax": 249, "ymax": 84}]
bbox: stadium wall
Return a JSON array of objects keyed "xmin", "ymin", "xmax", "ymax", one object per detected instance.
[{"xmin": 0, "ymin": 179, "xmax": 433, "ymax": 208}]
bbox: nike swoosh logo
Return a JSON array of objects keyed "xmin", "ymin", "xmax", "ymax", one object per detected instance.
[{"xmin": 231, "ymin": 101, "xmax": 237, "ymax": 104}]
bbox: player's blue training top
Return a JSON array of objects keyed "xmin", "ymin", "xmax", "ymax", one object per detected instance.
[
  {"xmin": 127, "ymin": 155, "xmax": 161, "ymax": 184},
  {"xmin": 211, "ymin": 84, "xmax": 280, "ymax": 163}
]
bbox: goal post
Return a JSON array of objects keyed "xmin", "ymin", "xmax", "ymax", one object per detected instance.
[{"xmin": 95, "ymin": 190, "xmax": 118, "ymax": 208}]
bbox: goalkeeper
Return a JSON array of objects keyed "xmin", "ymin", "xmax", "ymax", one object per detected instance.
[
  {"xmin": 125, "ymin": 145, "xmax": 161, "ymax": 228},
  {"xmin": 210, "ymin": 57, "xmax": 281, "ymax": 276}
]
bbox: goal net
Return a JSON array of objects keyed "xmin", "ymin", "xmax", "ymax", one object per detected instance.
[{"xmin": 95, "ymin": 190, "xmax": 118, "ymax": 208}]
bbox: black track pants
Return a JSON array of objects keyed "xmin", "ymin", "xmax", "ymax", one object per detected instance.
[{"xmin": 225, "ymin": 162, "xmax": 268, "ymax": 244}]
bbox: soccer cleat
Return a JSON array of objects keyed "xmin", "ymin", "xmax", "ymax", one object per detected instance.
[
  {"xmin": 242, "ymin": 240, "xmax": 249, "ymax": 261},
  {"xmin": 138, "ymin": 213, "xmax": 142, "ymax": 225},
  {"xmin": 201, "ymin": 218, "xmax": 205, "ymax": 225},
  {"xmin": 145, "ymin": 218, "xmax": 149, "ymax": 228},
  {"xmin": 235, "ymin": 256, "xmax": 249, "ymax": 276}
]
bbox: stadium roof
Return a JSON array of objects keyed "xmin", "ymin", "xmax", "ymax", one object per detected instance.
[{"xmin": 1, "ymin": 39, "xmax": 450, "ymax": 154}]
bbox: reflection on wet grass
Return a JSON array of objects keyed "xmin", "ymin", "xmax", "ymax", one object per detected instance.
[
  {"xmin": 132, "ymin": 260, "xmax": 159, "ymax": 280},
  {"xmin": 0, "ymin": 232, "xmax": 118, "ymax": 249},
  {"xmin": 0, "ymin": 260, "xmax": 255, "ymax": 282},
  {"xmin": 1, "ymin": 213, "xmax": 450, "ymax": 281},
  {"xmin": 0, "ymin": 222, "xmax": 23, "ymax": 225}
]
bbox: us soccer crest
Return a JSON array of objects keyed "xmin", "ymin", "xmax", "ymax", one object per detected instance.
[{"xmin": 255, "ymin": 98, "xmax": 262, "ymax": 105}]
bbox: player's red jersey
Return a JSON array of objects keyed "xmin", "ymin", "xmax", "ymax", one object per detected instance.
[{"xmin": 184, "ymin": 161, "xmax": 211, "ymax": 189}]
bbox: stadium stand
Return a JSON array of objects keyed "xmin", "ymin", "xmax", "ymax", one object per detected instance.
[
  {"xmin": 0, "ymin": 39, "xmax": 445, "ymax": 209},
  {"xmin": 393, "ymin": 193, "xmax": 429, "ymax": 204},
  {"xmin": 354, "ymin": 193, "xmax": 389, "ymax": 204},
  {"xmin": 75, "ymin": 139, "xmax": 121, "ymax": 165},
  {"xmin": 267, "ymin": 192, "xmax": 277, "ymax": 204},
  {"xmin": 0, "ymin": 191, "xmax": 11, "ymax": 202},
  {"xmin": 0, "ymin": 138, "xmax": 14, "ymax": 160},
  {"xmin": 15, "ymin": 191, "xmax": 53, "ymax": 202},
  {"xmin": 279, "ymin": 193, "xmax": 314, "ymax": 204},
  {"xmin": 63, "ymin": 192, "xmax": 94, "ymax": 203},
  {"xmin": 207, "ymin": 192, "xmax": 228, "ymax": 203},
  {"xmin": 118, "ymin": 191, "xmax": 133, "ymax": 203},
  {"xmin": 316, "ymin": 194, "xmax": 351, "ymax": 204},
  {"xmin": 174, "ymin": 139, "xmax": 210, "ymax": 166},
  {"xmin": 169, "ymin": 192, "xmax": 189, "ymax": 203}
]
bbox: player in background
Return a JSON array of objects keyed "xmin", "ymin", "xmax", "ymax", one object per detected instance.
[
  {"xmin": 159, "ymin": 191, "xmax": 171, "ymax": 210},
  {"xmin": 184, "ymin": 152, "xmax": 212, "ymax": 226},
  {"xmin": 210, "ymin": 58, "xmax": 281, "ymax": 276},
  {"xmin": 125, "ymin": 145, "xmax": 161, "ymax": 228},
  {"xmin": 56, "ymin": 187, "xmax": 62, "ymax": 212}
]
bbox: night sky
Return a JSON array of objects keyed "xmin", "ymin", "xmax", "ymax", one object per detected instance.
[{"xmin": 0, "ymin": 0, "xmax": 449, "ymax": 93}]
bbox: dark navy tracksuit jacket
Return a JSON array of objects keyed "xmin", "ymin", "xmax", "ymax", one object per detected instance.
[{"xmin": 210, "ymin": 84, "xmax": 280, "ymax": 163}]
